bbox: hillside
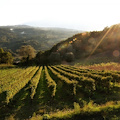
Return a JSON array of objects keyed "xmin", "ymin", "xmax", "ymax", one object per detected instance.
[
  {"xmin": 0, "ymin": 64, "xmax": 120, "ymax": 120},
  {"xmin": 47, "ymin": 24, "xmax": 120, "ymax": 64},
  {"xmin": 0, "ymin": 25, "xmax": 80, "ymax": 54},
  {"xmin": 1, "ymin": 24, "xmax": 120, "ymax": 120}
]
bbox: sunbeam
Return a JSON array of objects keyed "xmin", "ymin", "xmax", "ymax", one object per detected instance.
[{"xmin": 86, "ymin": 25, "xmax": 115, "ymax": 60}]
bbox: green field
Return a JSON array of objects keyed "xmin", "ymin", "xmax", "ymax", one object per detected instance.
[{"xmin": 0, "ymin": 64, "xmax": 120, "ymax": 120}]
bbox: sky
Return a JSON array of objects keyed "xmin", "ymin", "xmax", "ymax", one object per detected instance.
[{"xmin": 0, "ymin": 0, "xmax": 120, "ymax": 31}]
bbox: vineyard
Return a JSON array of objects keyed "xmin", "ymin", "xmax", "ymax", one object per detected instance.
[{"xmin": 0, "ymin": 65, "xmax": 120, "ymax": 120}]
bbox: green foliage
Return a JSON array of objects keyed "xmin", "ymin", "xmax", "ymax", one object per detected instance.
[
  {"xmin": 30, "ymin": 66, "xmax": 42, "ymax": 99},
  {"xmin": 49, "ymin": 52, "xmax": 61, "ymax": 63},
  {"xmin": 43, "ymin": 114, "xmax": 50, "ymax": 120},
  {"xmin": 74, "ymin": 102, "xmax": 80, "ymax": 113},
  {"xmin": 48, "ymin": 66, "xmax": 78, "ymax": 95},
  {"xmin": 0, "ymin": 64, "xmax": 120, "ymax": 120},
  {"xmin": 52, "ymin": 65, "xmax": 95, "ymax": 94},
  {"xmin": 35, "ymin": 51, "xmax": 49, "ymax": 65},
  {"xmin": 18, "ymin": 45, "xmax": 36, "ymax": 60},
  {"xmin": 44, "ymin": 66, "xmax": 56, "ymax": 97},
  {"xmin": 0, "ymin": 48, "xmax": 13, "ymax": 64},
  {"xmin": 65, "ymin": 52, "xmax": 74, "ymax": 62},
  {"xmin": 5, "ymin": 67, "xmax": 38, "ymax": 104}
]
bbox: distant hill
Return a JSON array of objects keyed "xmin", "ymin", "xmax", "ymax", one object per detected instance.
[
  {"xmin": 0, "ymin": 25, "xmax": 81, "ymax": 54},
  {"xmin": 46, "ymin": 23, "xmax": 120, "ymax": 64}
]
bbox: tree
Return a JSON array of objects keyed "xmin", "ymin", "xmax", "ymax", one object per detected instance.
[
  {"xmin": 0, "ymin": 48, "xmax": 13, "ymax": 64},
  {"xmin": 18, "ymin": 45, "xmax": 36, "ymax": 62},
  {"xmin": 0, "ymin": 48, "xmax": 4, "ymax": 63},
  {"xmin": 65, "ymin": 52, "xmax": 74, "ymax": 62},
  {"xmin": 0, "ymin": 48, "xmax": 4, "ymax": 54},
  {"xmin": 49, "ymin": 52, "xmax": 61, "ymax": 63}
]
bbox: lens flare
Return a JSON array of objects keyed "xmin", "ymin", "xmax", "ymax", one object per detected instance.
[
  {"xmin": 73, "ymin": 38, "xmax": 77, "ymax": 41},
  {"xmin": 58, "ymin": 43, "xmax": 68, "ymax": 51},
  {"xmin": 69, "ymin": 41, "xmax": 73, "ymax": 44},
  {"xmin": 87, "ymin": 25, "xmax": 114, "ymax": 60},
  {"xmin": 82, "ymin": 32, "xmax": 87, "ymax": 36},
  {"xmin": 113, "ymin": 50, "xmax": 120, "ymax": 57}
]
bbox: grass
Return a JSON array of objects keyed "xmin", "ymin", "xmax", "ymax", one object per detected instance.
[
  {"xmin": 0, "ymin": 64, "xmax": 16, "ymax": 68},
  {"xmin": 30, "ymin": 101, "xmax": 120, "ymax": 120},
  {"xmin": 86, "ymin": 62, "xmax": 120, "ymax": 71}
]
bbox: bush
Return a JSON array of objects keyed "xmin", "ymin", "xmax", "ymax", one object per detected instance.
[{"xmin": 65, "ymin": 52, "xmax": 74, "ymax": 62}]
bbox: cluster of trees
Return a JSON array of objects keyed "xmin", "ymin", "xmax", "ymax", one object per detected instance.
[
  {"xmin": 0, "ymin": 45, "xmax": 36, "ymax": 65},
  {"xmin": 0, "ymin": 45, "xmax": 76, "ymax": 65},
  {"xmin": 0, "ymin": 48, "xmax": 13, "ymax": 64},
  {"xmin": 35, "ymin": 51, "xmax": 75, "ymax": 65}
]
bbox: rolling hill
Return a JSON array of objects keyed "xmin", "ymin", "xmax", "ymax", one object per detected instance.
[
  {"xmin": 46, "ymin": 23, "xmax": 120, "ymax": 64},
  {"xmin": 1, "ymin": 24, "xmax": 120, "ymax": 120},
  {"xmin": 0, "ymin": 25, "xmax": 81, "ymax": 54}
]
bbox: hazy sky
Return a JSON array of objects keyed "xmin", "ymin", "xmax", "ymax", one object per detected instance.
[{"xmin": 0, "ymin": 0, "xmax": 120, "ymax": 31}]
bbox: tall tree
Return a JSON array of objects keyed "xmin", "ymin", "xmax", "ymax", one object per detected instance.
[{"xmin": 18, "ymin": 45, "xmax": 36, "ymax": 61}]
